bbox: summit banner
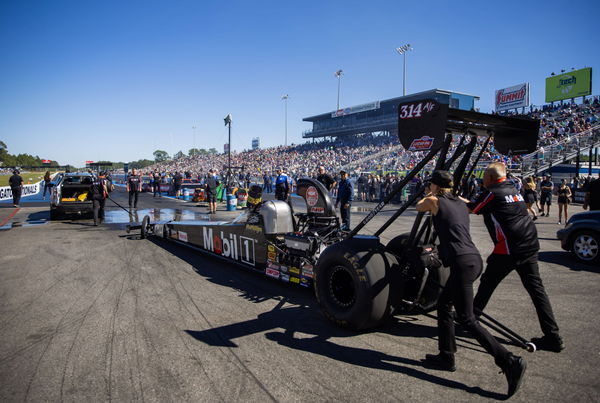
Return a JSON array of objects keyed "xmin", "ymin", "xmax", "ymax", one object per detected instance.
[
  {"xmin": 495, "ymin": 83, "xmax": 529, "ymax": 112},
  {"xmin": 545, "ymin": 68, "xmax": 592, "ymax": 103}
]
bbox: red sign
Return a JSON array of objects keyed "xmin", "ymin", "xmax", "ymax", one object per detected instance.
[
  {"xmin": 86, "ymin": 160, "xmax": 94, "ymax": 164},
  {"xmin": 409, "ymin": 136, "xmax": 434, "ymax": 151},
  {"xmin": 306, "ymin": 186, "xmax": 319, "ymax": 206},
  {"xmin": 42, "ymin": 159, "xmax": 52, "ymax": 164}
]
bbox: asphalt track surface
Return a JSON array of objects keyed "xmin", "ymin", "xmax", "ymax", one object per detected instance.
[{"xmin": 0, "ymin": 188, "xmax": 598, "ymax": 402}]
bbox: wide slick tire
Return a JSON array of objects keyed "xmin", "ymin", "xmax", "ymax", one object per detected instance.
[{"xmin": 314, "ymin": 236, "xmax": 398, "ymax": 330}]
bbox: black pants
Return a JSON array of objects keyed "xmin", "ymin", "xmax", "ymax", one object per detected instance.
[
  {"xmin": 11, "ymin": 187, "xmax": 21, "ymax": 205},
  {"xmin": 474, "ymin": 253, "xmax": 560, "ymax": 338},
  {"xmin": 438, "ymin": 254, "xmax": 510, "ymax": 368},
  {"xmin": 129, "ymin": 190, "xmax": 139, "ymax": 208},
  {"xmin": 339, "ymin": 201, "xmax": 351, "ymax": 230},
  {"xmin": 153, "ymin": 183, "xmax": 160, "ymax": 196},
  {"xmin": 92, "ymin": 198, "xmax": 105, "ymax": 223}
]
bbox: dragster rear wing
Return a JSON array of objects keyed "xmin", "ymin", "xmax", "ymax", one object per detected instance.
[{"xmin": 398, "ymin": 99, "xmax": 539, "ymax": 155}]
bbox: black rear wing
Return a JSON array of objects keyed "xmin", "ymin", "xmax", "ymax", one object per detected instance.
[{"xmin": 397, "ymin": 99, "xmax": 539, "ymax": 155}]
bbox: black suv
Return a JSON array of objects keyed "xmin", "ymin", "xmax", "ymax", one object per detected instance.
[{"xmin": 557, "ymin": 211, "xmax": 600, "ymax": 264}]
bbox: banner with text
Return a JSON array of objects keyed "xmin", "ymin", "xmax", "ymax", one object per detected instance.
[
  {"xmin": 495, "ymin": 83, "xmax": 529, "ymax": 111},
  {"xmin": 0, "ymin": 183, "xmax": 40, "ymax": 201},
  {"xmin": 545, "ymin": 67, "xmax": 592, "ymax": 103}
]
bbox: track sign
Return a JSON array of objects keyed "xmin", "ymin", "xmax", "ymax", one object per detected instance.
[
  {"xmin": 397, "ymin": 99, "xmax": 448, "ymax": 151},
  {"xmin": 42, "ymin": 159, "xmax": 52, "ymax": 164}
]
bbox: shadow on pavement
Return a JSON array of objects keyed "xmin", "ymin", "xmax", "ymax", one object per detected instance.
[
  {"xmin": 145, "ymin": 236, "xmax": 504, "ymax": 399},
  {"xmin": 538, "ymin": 250, "xmax": 599, "ymax": 273}
]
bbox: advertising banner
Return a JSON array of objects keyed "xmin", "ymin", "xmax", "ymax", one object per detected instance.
[
  {"xmin": 332, "ymin": 101, "xmax": 380, "ymax": 118},
  {"xmin": 0, "ymin": 183, "xmax": 40, "ymax": 201},
  {"xmin": 224, "ymin": 144, "xmax": 230, "ymax": 153},
  {"xmin": 495, "ymin": 83, "xmax": 529, "ymax": 111},
  {"xmin": 545, "ymin": 67, "xmax": 592, "ymax": 102},
  {"xmin": 252, "ymin": 138, "xmax": 259, "ymax": 150}
]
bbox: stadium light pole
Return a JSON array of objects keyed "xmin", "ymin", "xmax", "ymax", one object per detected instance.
[
  {"xmin": 395, "ymin": 44, "xmax": 413, "ymax": 96},
  {"xmin": 281, "ymin": 94, "xmax": 289, "ymax": 147},
  {"xmin": 335, "ymin": 69, "xmax": 343, "ymax": 110},
  {"xmin": 224, "ymin": 114, "xmax": 232, "ymax": 191},
  {"xmin": 192, "ymin": 125, "xmax": 196, "ymax": 151}
]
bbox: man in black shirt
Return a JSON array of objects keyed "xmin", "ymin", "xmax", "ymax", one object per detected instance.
[
  {"xmin": 205, "ymin": 169, "xmax": 219, "ymax": 214},
  {"xmin": 8, "ymin": 169, "xmax": 23, "ymax": 207},
  {"xmin": 126, "ymin": 168, "xmax": 142, "ymax": 209},
  {"xmin": 468, "ymin": 162, "xmax": 563, "ymax": 352},
  {"xmin": 173, "ymin": 171, "xmax": 183, "ymax": 198},
  {"xmin": 152, "ymin": 170, "xmax": 161, "ymax": 197},
  {"xmin": 317, "ymin": 166, "xmax": 336, "ymax": 192},
  {"xmin": 539, "ymin": 175, "xmax": 554, "ymax": 217},
  {"xmin": 90, "ymin": 172, "xmax": 108, "ymax": 226}
]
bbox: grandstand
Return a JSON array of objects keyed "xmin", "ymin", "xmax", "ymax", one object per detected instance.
[{"xmin": 302, "ymin": 89, "xmax": 479, "ymax": 139}]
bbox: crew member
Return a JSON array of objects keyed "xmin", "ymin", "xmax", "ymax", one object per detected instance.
[
  {"xmin": 469, "ymin": 162, "xmax": 564, "ymax": 352},
  {"xmin": 126, "ymin": 168, "xmax": 142, "ymax": 209},
  {"xmin": 173, "ymin": 171, "xmax": 183, "ymax": 198},
  {"xmin": 152, "ymin": 170, "xmax": 161, "ymax": 197},
  {"xmin": 275, "ymin": 168, "xmax": 290, "ymax": 201},
  {"xmin": 539, "ymin": 175, "xmax": 554, "ymax": 217},
  {"xmin": 42, "ymin": 171, "xmax": 52, "ymax": 200},
  {"xmin": 90, "ymin": 172, "xmax": 108, "ymax": 226},
  {"xmin": 317, "ymin": 166, "xmax": 336, "ymax": 192},
  {"xmin": 417, "ymin": 170, "xmax": 526, "ymax": 398},
  {"xmin": 335, "ymin": 170, "xmax": 353, "ymax": 231},
  {"xmin": 205, "ymin": 169, "xmax": 219, "ymax": 214},
  {"xmin": 9, "ymin": 169, "xmax": 23, "ymax": 208}
]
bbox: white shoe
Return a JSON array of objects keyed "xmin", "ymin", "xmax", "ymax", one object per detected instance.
[{"xmin": 557, "ymin": 221, "xmax": 561, "ymax": 225}]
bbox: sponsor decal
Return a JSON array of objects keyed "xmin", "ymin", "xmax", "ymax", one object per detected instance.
[
  {"xmin": 267, "ymin": 262, "xmax": 280, "ymax": 270},
  {"xmin": 289, "ymin": 267, "xmax": 300, "ymax": 275},
  {"xmin": 202, "ymin": 227, "xmax": 256, "ymax": 266},
  {"xmin": 266, "ymin": 268, "xmax": 280, "ymax": 279},
  {"xmin": 279, "ymin": 265, "xmax": 288, "ymax": 274},
  {"xmin": 301, "ymin": 269, "xmax": 314, "ymax": 279},
  {"xmin": 409, "ymin": 136, "xmax": 434, "ymax": 151},
  {"xmin": 280, "ymin": 274, "xmax": 290, "ymax": 282},
  {"xmin": 178, "ymin": 231, "xmax": 188, "ymax": 242},
  {"xmin": 268, "ymin": 244, "xmax": 275, "ymax": 252},
  {"xmin": 267, "ymin": 251, "xmax": 277, "ymax": 262},
  {"xmin": 399, "ymin": 100, "xmax": 436, "ymax": 120},
  {"xmin": 306, "ymin": 186, "xmax": 319, "ymax": 206},
  {"xmin": 290, "ymin": 277, "xmax": 300, "ymax": 284},
  {"xmin": 310, "ymin": 207, "xmax": 324, "ymax": 214},
  {"xmin": 170, "ymin": 229, "xmax": 178, "ymax": 239},
  {"xmin": 300, "ymin": 277, "xmax": 310, "ymax": 287},
  {"xmin": 245, "ymin": 224, "xmax": 262, "ymax": 233},
  {"xmin": 504, "ymin": 193, "xmax": 525, "ymax": 203}
]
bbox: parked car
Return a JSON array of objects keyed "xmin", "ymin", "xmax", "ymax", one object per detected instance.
[
  {"xmin": 557, "ymin": 211, "xmax": 600, "ymax": 264},
  {"xmin": 50, "ymin": 172, "xmax": 94, "ymax": 220}
]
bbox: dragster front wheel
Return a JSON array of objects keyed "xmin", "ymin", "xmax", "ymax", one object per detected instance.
[
  {"xmin": 314, "ymin": 236, "xmax": 400, "ymax": 330},
  {"xmin": 140, "ymin": 215, "xmax": 150, "ymax": 239}
]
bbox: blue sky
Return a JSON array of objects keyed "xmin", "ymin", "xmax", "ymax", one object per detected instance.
[{"xmin": 1, "ymin": 0, "xmax": 598, "ymax": 166}]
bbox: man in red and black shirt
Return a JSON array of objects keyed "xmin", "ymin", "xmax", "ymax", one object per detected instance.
[{"xmin": 468, "ymin": 162, "xmax": 564, "ymax": 352}]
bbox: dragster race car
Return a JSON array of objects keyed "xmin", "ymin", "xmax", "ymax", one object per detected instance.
[{"xmin": 129, "ymin": 98, "xmax": 540, "ymax": 349}]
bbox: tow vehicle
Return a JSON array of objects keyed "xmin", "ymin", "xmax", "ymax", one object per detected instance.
[
  {"xmin": 50, "ymin": 172, "xmax": 94, "ymax": 220},
  {"xmin": 129, "ymin": 98, "xmax": 540, "ymax": 349}
]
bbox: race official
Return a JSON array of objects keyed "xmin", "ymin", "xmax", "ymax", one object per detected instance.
[
  {"xmin": 275, "ymin": 168, "xmax": 290, "ymax": 201},
  {"xmin": 335, "ymin": 170, "xmax": 353, "ymax": 231},
  {"xmin": 9, "ymin": 169, "xmax": 23, "ymax": 207},
  {"xmin": 317, "ymin": 166, "xmax": 336, "ymax": 192},
  {"xmin": 126, "ymin": 168, "xmax": 142, "ymax": 209},
  {"xmin": 417, "ymin": 171, "xmax": 525, "ymax": 398},
  {"xmin": 173, "ymin": 171, "xmax": 183, "ymax": 198},
  {"xmin": 468, "ymin": 162, "xmax": 564, "ymax": 352},
  {"xmin": 90, "ymin": 172, "xmax": 108, "ymax": 226},
  {"xmin": 205, "ymin": 169, "xmax": 219, "ymax": 214}
]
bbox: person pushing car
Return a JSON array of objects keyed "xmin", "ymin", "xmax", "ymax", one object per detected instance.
[
  {"xmin": 417, "ymin": 170, "xmax": 526, "ymax": 398},
  {"xmin": 468, "ymin": 162, "xmax": 564, "ymax": 352}
]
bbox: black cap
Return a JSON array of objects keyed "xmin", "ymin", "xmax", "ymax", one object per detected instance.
[
  {"xmin": 430, "ymin": 170, "xmax": 453, "ymax": 188},
  {"xmin": 339, "ymin": 170, "xmax": 347, "ymax": 174}
]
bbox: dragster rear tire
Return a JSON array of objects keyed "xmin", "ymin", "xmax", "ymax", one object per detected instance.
[
  {"xmin": 314, "ymin": 237, "xmax": 399, "ymax": 330},
  {"xmin": 141, "ymin": 215, "xmax": 150, "ymax": 239}
]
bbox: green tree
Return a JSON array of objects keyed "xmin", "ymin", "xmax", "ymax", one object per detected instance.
[
  {"xmin": 208, "ymin": 148, "xmax": 218, "ymax": 155},
  {"xmin": 153, "ymin": 150, "xmax": 170, "ymax": 162}
]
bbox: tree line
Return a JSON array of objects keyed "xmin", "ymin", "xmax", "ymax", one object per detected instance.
[{"xmin": 0, "ymin": 141, "xmax": 61, "ymax": 167}]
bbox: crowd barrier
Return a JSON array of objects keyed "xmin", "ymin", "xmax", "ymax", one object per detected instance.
[{"xmin": 0, "ymin": 182, "xmax": 41, "ymax": 201}]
